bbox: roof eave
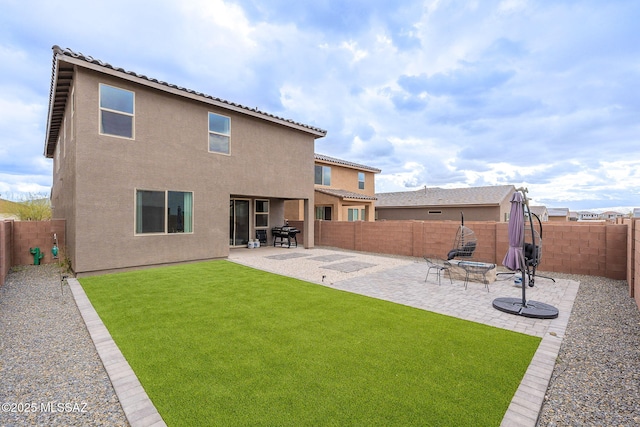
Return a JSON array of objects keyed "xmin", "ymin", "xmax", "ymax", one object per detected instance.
[
  {"xmin": 55, "ymin": 53, "xmax": 327, "ymax": 138},
  {"xmin": 376, "ymin": 203, "xmax": 501, "ymax": 209}
]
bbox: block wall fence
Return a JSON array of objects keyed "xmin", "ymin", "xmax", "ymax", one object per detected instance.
[
  {"xmin": 2, "ymin": 218, "xmax": 639, "ymax": 310},
  {"xmin": 290, "ymin": 219, "xmax": 639, "ymax": 307},
  {"xmin": 0, "ymin": 219, "xmax": 66, "ymax": 286}
]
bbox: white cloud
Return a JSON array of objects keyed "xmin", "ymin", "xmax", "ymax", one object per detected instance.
[{"xmin": 0, "ymin": 0, "xmax": 639, "ymax": 211}]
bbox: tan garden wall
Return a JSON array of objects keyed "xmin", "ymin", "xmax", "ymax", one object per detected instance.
[
  {"xmin": 4, "ymin": 217, "xmax": 638, "ymax": 310},
  {"xmin": 0, "ymin": 219, "xmax": 66, "ymax": 286},
  {"xmin": 307, "ymin": 220, "xmax": 629, "ymax": 281},
  {"xmin": 0, "ymin": 220, "xmax": 13, "ymax": 286}
]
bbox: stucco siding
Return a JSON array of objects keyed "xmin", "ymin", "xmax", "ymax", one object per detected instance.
[{"xmin": 56, "ymin": 68, "xmax": 316, "ymax": 274}]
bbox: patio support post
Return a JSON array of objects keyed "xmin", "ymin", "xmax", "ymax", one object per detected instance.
[{"xmin": 303, "ymin": 198, "xmax": 314, "ymax": 249}]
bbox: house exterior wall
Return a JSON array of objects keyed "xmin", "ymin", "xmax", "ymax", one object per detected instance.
[
  {"xmin": 51, "ymin": 75, "xmax": 78, "ymax": 271},
  {"xmin": 51, "ymin": 67, "xmax": 316, "ymax": 275},
  {"xmin": 315, "ymin": 162, "xmax": 377, "ymax": 197},
  {"xmin": 376, "ymin": 206, "xmax": 503, "ymax": 222},
  {"xmin": 316, "ymin": 162, "xmax": 377, "ymax": 221},
  {"xmin": 314, "ymin": 191, "xmax": 339, "ymax": 220},
  {"xmin": 286, "ymin": 159, "xmax": 378, "ymax": 222}
]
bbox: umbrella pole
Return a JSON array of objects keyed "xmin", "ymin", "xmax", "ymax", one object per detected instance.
[
  {"xmin": 492, "ymin": 187, "xmax": 558, "ymax": 319},
  {"xmin": 521, "ymin": 269, "xmax": 526, "ymax": 306}
]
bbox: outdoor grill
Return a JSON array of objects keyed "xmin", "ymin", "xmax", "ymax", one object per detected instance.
[{"xmin": 271, "ymin": 226, "xmax": 300, "ymax": 248}]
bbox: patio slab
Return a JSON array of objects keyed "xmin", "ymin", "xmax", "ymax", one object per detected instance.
[
  {"xmin": 264, "ymin": 252, "xmax": 312, "ymax": 260},
  {"xmin": 320, "ymin": 261, "xmax": 377, "ymax": 273},
  {"xmin": 308, "ymin": 254, "xmax": 356, "ymax": 262}
]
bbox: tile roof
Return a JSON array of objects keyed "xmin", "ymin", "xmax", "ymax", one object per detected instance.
[
  {"xmin": 315, "ymin": 188, "xmax": 377, "ymax": 201},
  {"xmin": 547, "ymin": 208, "xmax": 569, "ymax": 216},
  {"xmin": 528, "ymin": 205, "xmax": 548, "ymax": 216},
  {"xmin": 315, "ymin": 153, "xmax": 381, "ymax": 173},
  {"xmin": 45, "ymin": 45, "xmax": 327, "ymax": 157},
  {"xmin": 376, "ymin": 185, "xmax": 515, "ymax": 207}
]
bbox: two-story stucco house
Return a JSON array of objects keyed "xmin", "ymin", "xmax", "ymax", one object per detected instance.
[
  {"xmin": 44, "ymin": 46, "xmax": 326, "ymax": 275},
  {"xmin": 285, "ymin": 154, "xmax": 380, "ymax": 222}
]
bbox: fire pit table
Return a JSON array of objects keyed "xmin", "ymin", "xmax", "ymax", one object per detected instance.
[
  {"xmin": 271, "ymin": 226, "xmax": 300, "ymax": 248},
  {"xmin": 446, "ymin": 260, "xmax": 496, "ymax": 291}
]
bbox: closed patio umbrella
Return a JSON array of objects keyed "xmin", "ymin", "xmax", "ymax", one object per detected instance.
[
  {"xmin": 502, "ymin": 192, "xmax": 525, "ymax": 272},
  {"xmin": 493, "ymin": 188, "xmax": 558, "ymax": 319}
]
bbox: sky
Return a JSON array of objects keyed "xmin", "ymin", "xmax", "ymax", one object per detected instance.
[{"xmin": 1, "ymin": 0, "xmax": 639, "ymax": 212}]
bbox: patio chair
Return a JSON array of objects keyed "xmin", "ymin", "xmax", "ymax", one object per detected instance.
[{"xmin": 424, "ymin": 257, "xmax": 452, "ymax": 285}]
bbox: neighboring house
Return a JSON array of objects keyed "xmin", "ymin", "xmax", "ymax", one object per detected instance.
[
  {"xmin": 285, "ymin": 154, "xmax": 381, "ymax": 222},
  {"xmin": 44, "ymin": 46, "xmax": 326, "ymax": 275},
  {"xmin": 634, "ymin": 208, "xmax": 640, "ymax": 218},
  {"xmin": 375, "ymin": 185, "xmax": 516, "ymax": 222},
  {"xmin": 576, "ymin": 211, "xmax": 600, "ymax": 221},
  {"xmin": 547, "ymin": 208, "xmax": 570, "ymax": 222},
  {"xmin": 528, "ymin": 205, "xmax": 549, "ymax": 222},
  {"xmin": 600, "ymin": 211, "xmax": 625, "ymax": 222}
]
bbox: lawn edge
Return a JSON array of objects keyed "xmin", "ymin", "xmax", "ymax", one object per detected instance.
[
  {"xmin": 68, "ymin": 277, "xmax": 167, "ymax": 427},
  {"xmin": 499, "ymin": 279, "xmax": 579, "ymax": 427}
]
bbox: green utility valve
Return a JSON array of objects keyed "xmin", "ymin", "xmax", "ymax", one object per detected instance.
[{"xmin": 29, "ymin": 247, "xmax": 44, "ymax": 265}]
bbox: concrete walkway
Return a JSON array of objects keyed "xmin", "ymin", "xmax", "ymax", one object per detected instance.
[{"xmin": 70, "ymin": 246, "xmax": 578, "ymax": 427}]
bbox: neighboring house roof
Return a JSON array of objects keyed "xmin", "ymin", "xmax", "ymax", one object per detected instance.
[
  {"xmin": 45, "ymin": 45, "xmax": 327, "ymax": 158},
  {"xmin": 376, "ymin": 185, "xmax": 515, "ymax": 207},
  {"xmin": 528, "ymin": 205, "xmax": 548, "ymax": 218},
  {"xmin": 316, "ymin": 188, "xmax": 377, "ymax": 201},
  {"xmin": 315, "ymin": 153, "xmax": 381, "ymax": 173},
  {"xmin": 548, "ymin": 208, "xmax": 569, "ymax": 217}
]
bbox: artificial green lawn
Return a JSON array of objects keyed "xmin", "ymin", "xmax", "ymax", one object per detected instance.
[{"xmin": 80, "ymin": 260, "xmax": 540, "ymax": 426}]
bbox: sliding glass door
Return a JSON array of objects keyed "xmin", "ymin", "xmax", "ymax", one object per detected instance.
[{"xmin": 229, "ymin": 199, "xmax": 250, "ymax": 246}]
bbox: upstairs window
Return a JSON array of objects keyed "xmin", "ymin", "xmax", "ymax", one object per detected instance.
[
  {"xmin": 99, "ymin": 84, "xmax": 134, "ymax": 138},
  {"xmin": 358, "ymin": 172, "xmax": 365, "ymax": 190},
  {"xmin": 315, "ymin": 165, "xmax": 331, "ymax": 186},
  {"xmin": 208, "ymin": 112, "xmax": 230, "ymax": 154}
]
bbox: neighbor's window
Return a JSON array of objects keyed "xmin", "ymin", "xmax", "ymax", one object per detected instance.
[
  {"xmin": 208, "ymin": 112, "xmax": 230, "ymax": 154},
  {"xmin": 315, "ymin": 206, "xmax": 332, "ymax": 220},
  {"xmin": 348, "ymin": 208, "xmax": 359, "ymax": 221},
  {"xmin": 99, "ymin": 84, "xmax": 134, "ymax": 138},
  {"xmin": 315, "ymin": 165, "xmax": 331, "ymax": 186},
  {"xmin": 136, "ymin": 189, "xmax": 193, "ymax": 234},
  {"xmin": 358, "ymin": 172, "xmax": 365, "ymax": 190}
]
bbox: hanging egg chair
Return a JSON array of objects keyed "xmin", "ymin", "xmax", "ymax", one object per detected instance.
[{"xmin": 447, "ymin": 212, "xmax": 477, "ymax": 260}]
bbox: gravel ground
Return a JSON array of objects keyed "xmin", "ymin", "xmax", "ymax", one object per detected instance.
[
  {"xmin": 1, "ymin": 263, "xmax": 639, "ymax": 426},
  {"xmin": 0, "ymin": 264, "xmax": 129, "ymax": 427},
  {"xmin": 537, "ymin": 273, "xmax": 640, "ymax": 426}
]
